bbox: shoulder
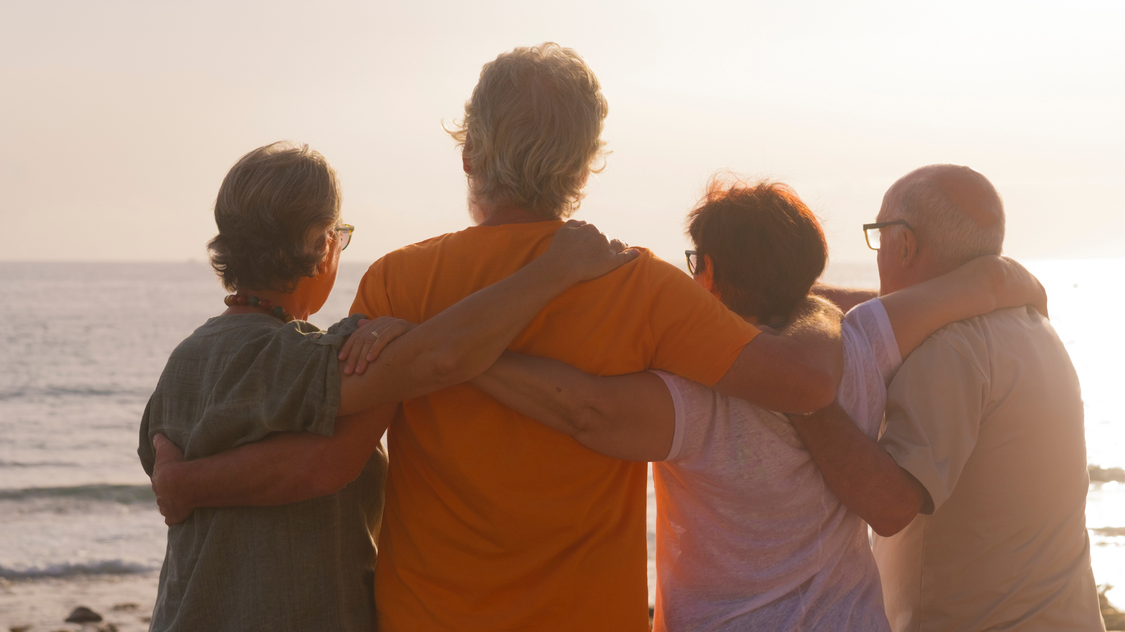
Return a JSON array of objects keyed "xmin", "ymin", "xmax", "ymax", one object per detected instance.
[
  {"xmin": 169, "ymin": 316, "xmax": 279, "ymax": 357},
  {"xmin": 895, "ymin": 307, "xmax": 1042, "ymax": 384},
  {"xmin": 923, "ymin": 306, "xmax": 1043, "ymax": 357},
  {"xmin": 365, "ymin": 231, "xmax": 462, "ymax": 273}
]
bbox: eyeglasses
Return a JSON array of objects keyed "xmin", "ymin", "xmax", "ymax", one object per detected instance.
[
  {"xmin": 335, "ymin": 224, "xmax": 355, "ymax": 251},
  {"xmin": 862, "ymin": 220, "xmax": 911, "ymax": 250},
  {"xmin": 685, "ymin": 250, "xmax": 706, "ymax": 275}
]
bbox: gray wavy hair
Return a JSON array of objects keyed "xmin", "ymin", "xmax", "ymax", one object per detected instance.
[
  {"xmin": 448, "ymin": 43, "xmax": 609, "ymax": 219},
  {"xmin": 207, "ymin": 141, "xmax": 341, "ymax": 293}
]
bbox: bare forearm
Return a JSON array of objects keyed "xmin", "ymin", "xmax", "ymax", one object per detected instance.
[
  {"xmin": 790, "ymin": 402, "xmax": 925, "ymax": 536},
  {"xmin": 163, "ymin": 434, "xmax": 339, "ymax": 509},
  {"xmin": 339, "ymin": 255, "xmax": 582, "ymax": 415},
  {"xmin": 881, "ymin": 255, "xmax": 1047, "ymax": 358},
  {"xmin": 471, "ymin": 352, "xmax": 596, "ymax": 438},
  {"xmin": 155, "ymin": 406, "xmax": 394, "ymax": 514},
  {"xmin": 472, "ymin": 353, "xmax": 675, "ymax": 462},
  {"xmin": 714, "ymin": 296, "xmax": 843, "ymax": 413}
]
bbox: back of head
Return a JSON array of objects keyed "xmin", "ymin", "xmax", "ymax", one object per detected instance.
[
  {"xmin": 687, "ymin": 177, "xmax": 828, "ymax": 322},
  {"xmin": 883, "ymin": 164, "xmax": 1005, "ymax": 267},
  {"xmin": 208, "ymin": 141, "xmax": 341, "ymax": 293},
  {"xmin": 449, "ymin": 43, "xmax": 608, "ymax": 219}
]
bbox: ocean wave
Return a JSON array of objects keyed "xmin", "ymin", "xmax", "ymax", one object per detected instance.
[
  {"xmin": 0, "ymin": 460, "xmax": 81, "ymax": 468},
  {"xmin": 0, "ymin": 560, "xmax": 156, "ymax": 580},
  {"xmin": 0, "ymin": 385, "xmax": 150, "ymax": 401},
  {"xmin": 0, "ymin": 484, "xmax": 155, "ymax": 504}
]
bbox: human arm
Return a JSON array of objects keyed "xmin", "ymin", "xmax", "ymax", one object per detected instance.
[
  {"xmin": 788, "ymin": 403, "xmax": 929, "ymax": 536},
  {"xmin": 711, "ymin": 296, "xmax": 844, "ymax": 414},
  {"xmin": 788, "ymin": 305, "xmax": 992, "ymax": 535},
  {"xmin": 880, "ymin": 255, "xmax": 1046, "ymax": 358},
  {"xmin": 150, "ymin": 222, "xmax": 635, "ymax": 521},
  {"xmin": 151, "ymin": 404, "xmax": 395, "ymax": 525},
  {"xmin": 470, "ymin": 353, "xmax": 675, "ymax": 462},
  {"xmin": 334, "ymin": 220, "xmax": 638, "ymax": 415}
]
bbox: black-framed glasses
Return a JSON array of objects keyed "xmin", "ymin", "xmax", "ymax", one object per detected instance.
[
  {"xmin": 685, "ymin": 250, "xmax": 706, "ymax": 275},
  {"xmin": 862, "ymin": 220, "xmax": 911, "ymax": 251},
  {"xmin": 336, "ymin": 224, "xmax": 355, "ymax": 251}
]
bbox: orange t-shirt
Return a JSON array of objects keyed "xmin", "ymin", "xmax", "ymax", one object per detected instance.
[{"xmin": 351, "ymin": 220, "xmax": 759, "ymax": 632}]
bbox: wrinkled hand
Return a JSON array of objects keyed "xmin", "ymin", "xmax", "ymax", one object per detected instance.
[
  {"xmin": 338, "ymin": 316, "xmax": 417, "ymax": 375},
  {"xmin": 543, "ymin": 219, "xmax": 640, "ymax": 282},
  {"xmin": 980, "ymin": 255, "xmax": 1048, "ymax": 319},
  {"xmin": 151, "ymin": 434, "xmax": 192, "ymax": 526},
  {"xmin": 1003, "ymin": 256, "xmax": 1048, "ymax": 319}
]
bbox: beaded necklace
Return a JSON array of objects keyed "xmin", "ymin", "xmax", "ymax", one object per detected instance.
[{"xmin": 223, "ymin": 294, "xmax": 296, "ymax": 323}]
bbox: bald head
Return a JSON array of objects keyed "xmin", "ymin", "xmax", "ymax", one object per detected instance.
[{"xmin": 880, "ymin": 164, "xmax": 1005, "ymax": 267}]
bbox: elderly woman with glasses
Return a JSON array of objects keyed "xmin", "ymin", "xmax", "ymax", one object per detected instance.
[
  {"xmin": 464, "ymin": 176, "xmax": 1046, "ymax": 631},
  {"xmin": 137, "ymin": 140, "xmax": 636, "ymax": 632}
]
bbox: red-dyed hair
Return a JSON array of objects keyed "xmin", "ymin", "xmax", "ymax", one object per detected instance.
[{"xmin": 686, "ymin": 177, "xmax": 828, "ymax": 322}]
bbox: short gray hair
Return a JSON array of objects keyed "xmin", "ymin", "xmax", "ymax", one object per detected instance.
[
  {"xmin": 208, "ymin": 141, "xmax": 341, "ymax": 293},
  {"xmin": 883, "ymin": 164, "xmax": 1004, "ymax": 265},
  {"xmin": 448, "ymin": 43, "xmax": 609, "ymax": 219}
]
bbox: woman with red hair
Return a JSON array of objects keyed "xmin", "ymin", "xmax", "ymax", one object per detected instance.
[{"xmin": 465, "ymin": 177, "xmax": 1046, "ymax": 631}]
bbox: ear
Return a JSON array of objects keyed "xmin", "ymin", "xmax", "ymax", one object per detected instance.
[
  {"xmin": 898, "ymin": 226, "xmax": 920, "ymax": 268},
  {"xmin": 696, "ymin": 254, "xmax": 721, "ymax": 299},
  {"xmin": 314, "ymin": 234, "xmax": 333, "ymax": 275}
]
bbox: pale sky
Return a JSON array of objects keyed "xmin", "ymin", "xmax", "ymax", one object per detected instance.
[{"xmin": 1, "ymin": 0, "xmax": 1122, "ymax": 266}]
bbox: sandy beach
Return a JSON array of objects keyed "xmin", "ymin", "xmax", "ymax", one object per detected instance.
[{"xmin": 0, "ymin": 573, "xmax": 157, "ymax": 632}]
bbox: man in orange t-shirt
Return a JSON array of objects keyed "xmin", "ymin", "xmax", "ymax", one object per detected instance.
[
  {"xmin": 150, "ymin": 43, "xmax": 843, "ymax": 631},
  {"xmin": 353, "ymin": 225, "xmax": 758, "ymax": 631},
  {"xmin": 347, "ymin": 44, "xmax": 842, "ymax": 631}
]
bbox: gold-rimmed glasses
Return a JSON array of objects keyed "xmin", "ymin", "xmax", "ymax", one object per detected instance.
[{"xmin": 336, "ymin": 224, "xmax": 355, "ymax": 251}]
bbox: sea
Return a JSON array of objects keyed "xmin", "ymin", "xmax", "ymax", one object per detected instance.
[{"xmin": 1, "ymin": 259, "xmax": 1123, "ymax": 630}]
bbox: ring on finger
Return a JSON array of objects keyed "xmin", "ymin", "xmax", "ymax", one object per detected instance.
[{"xmin": 370, "ymin": 330, "xmax": 381, "ymax": 340}]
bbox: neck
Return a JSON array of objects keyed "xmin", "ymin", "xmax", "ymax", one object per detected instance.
[
  {"xmin": 225, "ymin": 288, "xmax": 312, "ymax": 321},
  {"xmin": 474, "ymin": 201, "xmax": 550, "ymax": 226}
]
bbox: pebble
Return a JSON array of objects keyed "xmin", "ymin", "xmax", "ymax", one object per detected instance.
[
  {"xmin": 111, "ymin": 603, "xmax": 140, "ymax": 612},
  {"xmin": 65, "ymin": 605, "xmax": 104, "ymax": 623}
]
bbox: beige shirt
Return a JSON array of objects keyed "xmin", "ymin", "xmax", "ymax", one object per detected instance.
[{"xmin": 873, "ymin": 307, "xmax": 1104, "ymax": 632}]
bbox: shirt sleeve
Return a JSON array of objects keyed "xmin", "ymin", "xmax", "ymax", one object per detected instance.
[
  {"xmin": 878, "ymin": 329, "xmax": 989, "ymax": 512},
  {"xmin": 845, "ymin": 298, "xmax": 902, "ymax": 385},
  {"xmin": 350, "ymin": 257, "xmax": 394, "ymax": 319},
  {"xmin": 651, "ymin": 371, "xmax": 721, "ymax": 463},
  {"xmin": 187, "ymin": 317, "xmax": 362, "ymax": 457},
  {"xmin": 651, "ymin": 371, "xmax": 687, "ymax": 461},
  {"xmin": 645, "ymin": 257, "xmax": 760, "ymax": 386}
]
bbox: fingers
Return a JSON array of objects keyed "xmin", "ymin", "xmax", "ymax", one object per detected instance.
[
  {"xmin": 355, "ymin": 318, "xmax": 396, "ymax": 374},
  {"xmin": 347, "ymin": 317, "xmax": 415, "ymax": 375},
  {"xmin": 337, "ymin": 319, "xmax": 368, "ymax": 362},
  {"xmin": 152, "ymin": 433, "xmax": 184, "ymax": 463},
  {"xmin": 343, "ymin": 329, "xmax": 369, "ymax": 375},
  {"xmin": 616, "ymin": 248, "xmax": 641, "ymax": 265},
  {"xmin": 364, "ymin": 320, "xmax": 408, "ymax": 362}
]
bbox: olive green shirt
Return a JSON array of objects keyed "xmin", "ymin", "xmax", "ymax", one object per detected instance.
[{"xmin": 139, "ymin": 313, "xmax": 387, "ymax": 632}]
